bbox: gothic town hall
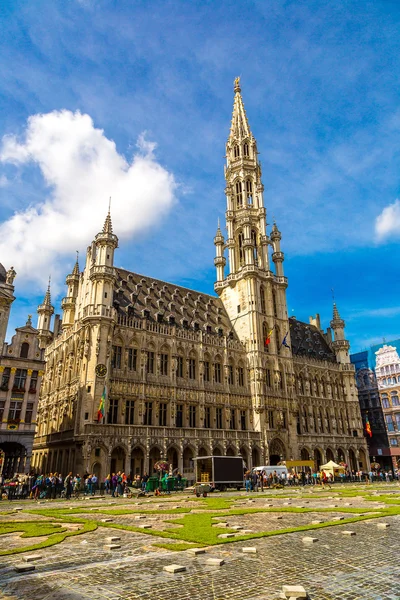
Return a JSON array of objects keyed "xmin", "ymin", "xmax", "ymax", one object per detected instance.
[{"xmin": 32, "ymin": 80, "xmax": 369, "ymax": 481}]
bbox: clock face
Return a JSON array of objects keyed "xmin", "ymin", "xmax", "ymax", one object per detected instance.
[{"xmin": 95, "ymin": 363, "xmax": 107, "ymax": 377}]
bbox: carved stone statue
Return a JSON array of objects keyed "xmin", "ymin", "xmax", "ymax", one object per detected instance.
[{"xmin": 6, "ymin": 266, "xmax": 16, "ymax": 284}]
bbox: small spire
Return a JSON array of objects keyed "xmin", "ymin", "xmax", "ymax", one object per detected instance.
[
  {"xmin": 103, "ymin": 198, "xmax": 113, "ymax": 234},
  {"xmin": 43, "ymin": 276, "xmax": 52, "ymax": 307},
  {"xmin": 229, "ymin": 77, "xmax": 252, "ymax": 141},
  {"xmin": 333, "ymin": 302, "xmax": 340, "ymax": 320},
  {"xmin": 72, "ymin": 251, "xmax": 80, "ymax": 276}
]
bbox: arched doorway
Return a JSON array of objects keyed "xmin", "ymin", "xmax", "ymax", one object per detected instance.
[
  {"xmin": 0, "ymin": 442, "xmax": 27, "ymax": 478},
  {"xmin": 326, "ymin": 448, "xmax": 334, "ymax": 462},
  {"xmin": 149, "ymin": 447, "xmax": 161, "ymax": 474},
  {"xmin": 183, "ymin": 447, "xmax": 194, "ymax": 474},
  {"xmin": 226, "ymin": 447, "xmax": 236, "ymax": 456},
  {"xmin": 314, "ymin": 448, "xmax": 322, "ymax": 470},
  {"xmin": 167, "ymin": 447, "xmax": 178, "ymax": 470},
  {"xmin": 337, "ymin": 447, "xmax": 345, "ymax": 464},
  {"xmin": 131, "ymin": 446, "xmax": 144, "ymax": 477},
  {"xmin": 240, "ymin": 446, "xmax": 249, "ymax": 469},
  {"xmin": 110, "ymin": 446, "xmax": 126, "ymax": 474},
  {"xmin": 92, "ymin": 462, "xmax": 101, "ymax": 480},
  {"xmin": 358, "ymin": 448, "xmax": 367, "ymax": 470},
  {"xmin": 213, "ymin": 446, "xmax": 223, "ymax": 456},
  {"xmin": 348, "ymin": 449, "xmax": 357, "ymax": 471},
  {"xmin": 300, "ymin": 447, "xmax": 310, "ymax": 461},
  {"xmin": 269, "ymin": 438, "xmax": 286, "ymax": 466},
  {"xmin": 252, "ymin": 447, "xmax": 260, "ymax": 466}
]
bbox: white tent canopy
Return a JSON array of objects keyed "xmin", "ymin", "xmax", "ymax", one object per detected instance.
[{"xmin": 320, "ymin": 460, "xmax": 345, "ymax": 472}]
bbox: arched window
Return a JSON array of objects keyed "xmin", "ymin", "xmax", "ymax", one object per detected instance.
[
  {"xmin": 243, "ymin": 143, "xmax": 249, "ymax": 157},
  {"xmin": 391, "ymin": 392, "xmax": 400, "ymax": 407},
  {"xmin": 238, "ymin": 231, "xmax": 244, "ymax": 266},
  {"xmin": 20, "ymin": 343, "xmax": 29, "ymax": 359},
  {"xmin": 325, "ymin": 409, "xmax": 331, "ymax": 433},
  {"xmin": 234, "ymin": 145, "xmax": 240, "ymax": 158},
  {"xmin": 251, "ymin": 229, "xmax": 258, "ymax": 264},
  {"xmin": 381, "ymin": 394, "xmax": 390, "ymax": 409},
  {"xmin": 272, "ymin": 289, "xmax": 278, "ymax": 318},
  {"xmin": 235, "ymin": 181, "xmax": 242, "ymax": 207},
  {"xmin": 262, "ymin": 322, "xmax": 270, "ymax": 353},
  {"xmin": 302, "ymin": 406, "xmax": 308, "ymax": 433},
  {"xmin": 260, "ymin": 285, "xmax": 266, "ymax": 314},
  {"xmin": 319, "ymin": 408, "xmax": 324, "ymax": 433},
  {"xmin": 246, "ymin": 180, "xmax": 253, "ymax": 205},
  {"xmin": 275, "ymin": 325, "xmax": 281, "ymax": 355}
]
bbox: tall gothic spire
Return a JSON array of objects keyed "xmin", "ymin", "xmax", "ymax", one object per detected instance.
[
  {"xmin": 43, "ymin": 277, "xmax": 52, "ymax": 307},
  {"xmin": 72, "ymin": 251, "xmax": 80, "ymax": 276},
  {"xmin": 229, "ymin": 77, "xmax": 252, "ymax": 141}
]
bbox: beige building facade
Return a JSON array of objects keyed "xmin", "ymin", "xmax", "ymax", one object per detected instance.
[
  {"xmin": 0, "ymin": 264, "xmax": 45, "ymax": 477},
  {"xmin": 375, "ymin": 344, "xmax": 400, "ymax": 467},
  {"xmin": 32, "ymin": 80, "xmax": 368, "ymax": 480}
]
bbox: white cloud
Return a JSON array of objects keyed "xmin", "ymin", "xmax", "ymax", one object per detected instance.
[
  {"xmin": 0, "ymin": 110, "xmax": 177, "ymax": 292},
  {"xmin": 375, "ymin": 199, "xmax": 400, "ymax": 241}
]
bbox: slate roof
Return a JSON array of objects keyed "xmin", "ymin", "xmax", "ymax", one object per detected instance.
[
  {"xmin": 114, "ymin": 268, "xmax": 236, "ymax": 337},
  {"xmin": 289, "ymin": 317, "xmax": 336, "ymax": 363}
]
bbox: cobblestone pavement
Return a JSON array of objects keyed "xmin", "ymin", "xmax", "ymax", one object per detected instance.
[{"xmin": 1, "ymin": 485, "xmax": 400, "ymax": 600}]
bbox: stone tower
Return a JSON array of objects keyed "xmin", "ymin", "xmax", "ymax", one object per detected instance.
[
  {"xmin": 61, "ymin": 255, "xmax": 80, "ymax": 329},
  {"xmin": 37, "ymin": 279, "xmax": 54, "ymax": 349},
  {"xmin": 0, "ymin": 264, "xmax": 16, "ymax": 349},
  {"xmin": 215, "ymin": 78, "xmax": 297, "ymax": 461}
]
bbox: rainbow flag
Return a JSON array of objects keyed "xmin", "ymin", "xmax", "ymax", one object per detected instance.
[
  {"xmin": 365, "ymin": 416, "xmax": 372, "ymax": 438},
  {"xmin": 97, "ymin": 386, "xmax": 107, "ymax": 422}
]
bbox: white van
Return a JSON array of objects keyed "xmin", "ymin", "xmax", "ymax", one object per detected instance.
[{"xmin": 253, "ymin": 465, "xmax": 288, "ymax": 477}]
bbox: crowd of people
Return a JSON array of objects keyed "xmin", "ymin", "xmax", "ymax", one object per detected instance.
[
  {"xmin": 0, "ymin": 470, "xmax": 184, "ymax": 500},
  {"xmin": 244, "ymin": 468, "xmax": 400, "ymax": 491},
  {"xmin": 1, "ymin": 467, "xmax": 399, "ymax": 500}
]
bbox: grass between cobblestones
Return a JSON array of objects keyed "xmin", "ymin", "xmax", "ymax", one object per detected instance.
[
  {"xmin": 1, "ymin": 486, "xmax": 399, "ymax": 555},
  {"xmin": 0, "ymin": 519, "xmax": 97, "ymax": 556}
]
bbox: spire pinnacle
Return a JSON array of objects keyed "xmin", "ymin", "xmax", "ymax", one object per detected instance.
[
  {"xmin": 229, "ymin": 77, "xmax": 251, "ymax": 141},
  {"xmin": 43, "ymin": 276, "xmax": 52, "ymax": 307},
  {"xmin": 103, "ymin": 198, "xmax": 113, "ymax": 234},
  {"xmin": 72, "ymin": 251, "xmax": 80, "ymax": 276},
  {"xmin": 333, "ymin": 302, "xmax": 340, "ymax": 320}
]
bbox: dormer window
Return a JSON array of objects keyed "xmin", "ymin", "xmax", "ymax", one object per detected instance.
[
  {"xmin": 193, "ymin": 322, "xmax": 199, "ymax": 331},
  {"xmin": 169, "ymin": 315, "xmax": 175, "ymax": 326},
  {"xmin": 182, "ymin": 319, "xmax": 188, "ymax": 329},
  {"xmin": 143, "ymin": 309, "xmax": 150, "ymax": 319}
]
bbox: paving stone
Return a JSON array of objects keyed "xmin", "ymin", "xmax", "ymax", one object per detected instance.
[
  {"xmin": 187, "ymin": 548, "xmax": 206, "ymax": 555},
  {"xmin": 206, "ymin": 558, "xmax": 225, "ymax": 566},
  {"xmin": 101, "ymin": 518, "xmax": 112, "ymax": 522},
  {"xmin": 218, "ymin": 533, "xmax": 234, "ymax": 538},
  {"xmin": 242, "ymin": 547, "xmax": 257, "ymax": 553},
  {"xmin": 302, "ymin": 536, "xmax": 318, "ymax": 544},
  {"xmin": 134, "ymin": 515, "xmax": 146, "ymax": 519},
  {"xmin": 311, "ymin": 520, "xmax": 323, "ymax": 524},
  {"xmin": 106, "ymin": 536, "xmax": 121, "ymax": 542},
  {"xmin": 342, "ymin": 531, "xmax": 356, "ymax": 536},
  {"xmin": 140, "ymin": 524, "xmax": 152, "ymax": 529},
  {"xmin": 103, "ymin": 544, "xmax": 121, "ymax": 550},
  {"xmin": 14, "ymin": 564, "xmax": 35, "ymax": 573},
  {"xmin": 377, "ymin": 523, "xmax": 390, "ymax": 529},
  {"xmin": 231, "ymin": 525, "xmax": 243, "ymax": 530},
  {"xmin": 282, "ymin": 584, "xmax": 308, "ymax": 598},
  {"xmin": 163, "ymin": 564, "xmax": 187, "ymax": 573},
  {"xmin": 22, "ymin": 554, "xmax": 43, "ymax": 562},
  {"xmin": 275, "ymin": 515, "xmax": 283, "ymax": 520},
  {"xmin": 332, "ymin": 516, "xmax": 344, "ymax": 521}
]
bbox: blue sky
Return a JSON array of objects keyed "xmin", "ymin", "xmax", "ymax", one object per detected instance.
[{"xmin": 1, "ymin": 0, "xmax": 400, "ymax": 352}]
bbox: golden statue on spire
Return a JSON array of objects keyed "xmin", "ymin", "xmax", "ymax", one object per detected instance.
[{"xmin": 234, "ymin": 76, "xmax": 241, "ymax": 91}]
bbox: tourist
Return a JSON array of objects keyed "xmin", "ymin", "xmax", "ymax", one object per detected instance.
[{"xmin": 64, "ymin": 472, "xmax": 73, "ymax": 499}]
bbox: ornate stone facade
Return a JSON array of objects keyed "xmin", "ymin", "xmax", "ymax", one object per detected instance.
[
  {"xmin": 375, "ymin": 344, "xmax": 400, "ymax": 468},
  {"xmin": 31, "ymin": 80, "xmax": 368, "ymax": 480},
  {"xmin": 0, "ymin": 265, "xmax": 45, "ymax": 477}
]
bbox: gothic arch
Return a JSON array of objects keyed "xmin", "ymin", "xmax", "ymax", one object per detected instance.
[
  {"xmin": 326, "ymin": 447, "xmax": 335, "ymax": 462},
  {"xmin": 300, "ymin": 447, "xmax": 310, "ymax": 461},
  {"xmin": 269, "ymin": 438, "xmax": 286, "ymax": 465},
  {"xmin": 213, "ymin": 446, "xmax": 224, "ymax": 456}
]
